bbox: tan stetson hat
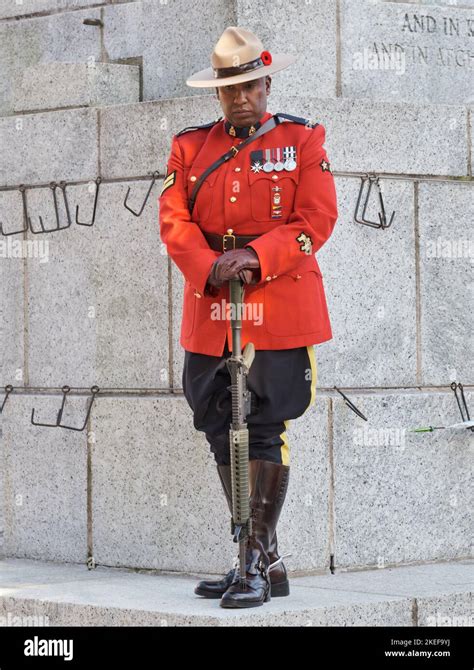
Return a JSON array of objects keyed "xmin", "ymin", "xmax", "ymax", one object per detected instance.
[{"xmin": 186, "ymin": 26, "xmax": 296, "ymax": 88}]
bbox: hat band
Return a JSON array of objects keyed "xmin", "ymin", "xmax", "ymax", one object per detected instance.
[{"xmin": 213, "ymin": 56, "xmax": 264, "ymax": 79}]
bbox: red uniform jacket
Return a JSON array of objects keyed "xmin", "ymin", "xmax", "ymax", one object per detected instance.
[{"xmin": 159, "ymin": 110, "xmax": 338, "ymax": 356}]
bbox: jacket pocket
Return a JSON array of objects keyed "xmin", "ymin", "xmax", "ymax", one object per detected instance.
[
  {"xmin": 247, "ymin": 169, "xmax": 299, "ymax": 222},
  {"xmin": 263, "ymin": 269, "xmax": 326, "ymax": 336},
  {"xmin": 181, "ymin": 280, "xmax": 196, "ymax": 338}
]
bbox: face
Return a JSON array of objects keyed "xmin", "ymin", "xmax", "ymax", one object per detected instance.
[{"xmin": 216, "ymin": 76, "xmax": 271, "ymax": 127}]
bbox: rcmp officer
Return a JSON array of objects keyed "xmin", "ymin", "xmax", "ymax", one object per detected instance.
[{"xmin": 159, "ymin": 26, "xmax": 338, "ymax": 608}]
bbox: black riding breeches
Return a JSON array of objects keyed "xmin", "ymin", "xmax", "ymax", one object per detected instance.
[{"xmin": 182, "ymin": 338, "xmax": 317, "ymax": 465}]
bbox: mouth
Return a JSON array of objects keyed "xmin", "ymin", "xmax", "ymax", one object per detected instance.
[{"xmin": 233, "ymin": 110, "xmax": 251, "ymax": 116}]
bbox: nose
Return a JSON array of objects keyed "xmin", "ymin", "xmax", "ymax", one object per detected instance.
[{"xmin": 233, "ymin": 88, "xmax": 248, "ymax": 105}]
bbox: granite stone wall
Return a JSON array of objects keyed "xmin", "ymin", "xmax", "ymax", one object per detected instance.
[{"xmin": 0, "ymin": 0, "xmax": 472, "ymax": 574}]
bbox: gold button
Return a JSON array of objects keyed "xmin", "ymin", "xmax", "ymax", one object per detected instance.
[
  {"xmin": 272, "ymin": 175, "xmax": 278, "ymax": 180},
  {"xmin": 265, "ymin": 276, "xmax": 272, "ymax": 281},
  {"xmin": 272, "ymin": 274, "xmax": 277, "ymax": 279},
  {"xmin": 194, "ymin": 291, "xmax": 202, "ymax": 298},
  {"xmin": 296, "ymin": 274, "xmax": 301, "ymax": 279},
  {"xmin": 234, "ymin": 167, "xmax": 241, "ymax": 172},
  {"xmin": 230, "ymin": 196, "xmax": 237, "ymax": 202},
  {"xmin": 190, "ymin": 175, "xmax": 197, "ymax": 182}
]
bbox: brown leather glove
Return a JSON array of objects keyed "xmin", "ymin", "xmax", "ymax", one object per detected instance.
[
  {"xmin": 205, "ymin": 261, "xmax": 225, "ymax": 293},
  {"xmin": 210, "ymin": 248, "xmax": 260, "ymax": 283},
  {"xmin": 237, "ymin": 248, "xmax": 261, "ymax": 284},
  {"xmin": 205, "ymin": 248, "xmax": 261, "ymax": 295},
  {"xmin": 203, "ymin": 281, "xmax": 221, "ymax": 297},
  {"xmin": 238, "ymin": 267, "xmax": 259, "ymax": 284}
]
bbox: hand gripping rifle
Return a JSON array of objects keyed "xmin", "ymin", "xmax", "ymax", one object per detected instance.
[{"xmin": 226, "ymin": 277, "xmax": 255, "ymax": 591}]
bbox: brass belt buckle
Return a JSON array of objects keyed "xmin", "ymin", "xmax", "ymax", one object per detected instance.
[{"xmin": 222, "ymin": 228, "xmax": 236, "ymax": 252}]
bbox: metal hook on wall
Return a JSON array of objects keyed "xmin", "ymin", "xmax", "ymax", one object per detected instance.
[
  {"xmin": 409, "ymin": 382, "xmax": 474, "ymax": 433},
  {"xmin": 334, "ymin": 386, "xmax": 368, "ymax": 421},
  {"xmin": 28, "ymin": 181, "xmax": 72, "ymax": 234},
  {"xmin": 58, "ymin": 385, "xmax": 100, "ymax": 431},
  {"xmin": 354, "ymin": 174, "xmax": 395, "ymax": 229},
  {"xmin": 1, "ymin": 385, "xmax": 13, "ymax": 413},
  {"xmin": 31, "ymin": 385, "xmax": 99, "ymax": 430},
  {"xmin": 76, "ymin": 177, "xmax": 101, "ymax": 227},
  {"xmin": 123, "ymin": 171, "xmax": 160, "ymax": 217},
  {"xmin": 0, "ymin": 185, "xmax": 30, "ymax": 237},
  {"xmin": 31, "ymin": 385, "xmax": 69, "ymax": 427},
  {"xmin": 451, "ymin": 381, "xmax": 473, "ymax": 432}
]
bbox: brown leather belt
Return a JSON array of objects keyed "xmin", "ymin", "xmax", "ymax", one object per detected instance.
[{"xmin": 203, "ymin": 230, "xmax": 260, "ymax": 253}]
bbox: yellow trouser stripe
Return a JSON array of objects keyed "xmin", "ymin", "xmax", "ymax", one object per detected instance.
[
  {"xmin": 279, "ymin": 419, "xmax": 291, "ymax": 466},
  {"xmin": 306, "ymin": 345, "xmax": 318, "ymax": 410},
  {"xmin": 278, "ymin": 347, "xmax": 317, "ymax": 466}
]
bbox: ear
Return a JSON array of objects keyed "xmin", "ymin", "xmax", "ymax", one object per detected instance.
[{"xmin": 265, "ymin": 76, "xmax": 272, "ymax": 94}]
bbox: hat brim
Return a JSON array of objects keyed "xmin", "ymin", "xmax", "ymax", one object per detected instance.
[{"xmin": 186, "ymin": 53, "xmax": 296, "ymax": 88}]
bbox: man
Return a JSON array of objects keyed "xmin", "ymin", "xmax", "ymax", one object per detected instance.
[{"xmin": 159, "ymin": 26, "xmax": 338, "ymax": 608}]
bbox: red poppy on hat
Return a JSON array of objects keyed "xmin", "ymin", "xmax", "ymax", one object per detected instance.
[{"xmin": 186, "ymin": 28, "xmax": 296, "ymax": 88}]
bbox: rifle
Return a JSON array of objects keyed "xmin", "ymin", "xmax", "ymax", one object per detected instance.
[{"xmin": 226, "ymin": 278, "xmax": 255, "ymax": 590}]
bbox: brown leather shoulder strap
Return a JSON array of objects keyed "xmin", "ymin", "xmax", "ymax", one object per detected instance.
[{"xmin": 188, "ymin": 114, "xmax": 280, "ymax": 216}]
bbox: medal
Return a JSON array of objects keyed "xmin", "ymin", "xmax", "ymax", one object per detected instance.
[
  {"xmin": 273, "ymin": 147, "xmax": 284, "ymax": 171},
  {"xmin": 250, "ymin": 149, "xmax": 264, "ymax": 173},
  {"xmin": 283, "ymin": 146, "xmax": 297, "ymax": 171},
  {"xmin": 263, "ymin": 148, "xmax": 274, "ymax": 172}
]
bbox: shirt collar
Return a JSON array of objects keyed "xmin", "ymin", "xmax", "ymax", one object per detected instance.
[{"xmin": 223, "ymin": 111, "xmax": 272, "ymax": 138}]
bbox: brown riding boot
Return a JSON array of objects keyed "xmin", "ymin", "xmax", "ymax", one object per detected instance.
[
  {"xmin": 220, "ymin": 459, "xmax": 290, "ymax": 609},
  {"xmin": 194, "ymin": 462, "xmax": 290, "ymax": 599}
]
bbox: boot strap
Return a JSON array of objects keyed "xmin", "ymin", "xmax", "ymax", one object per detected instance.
[
  {"xmin": 256, "ymin": 558, "xmax": 270, "ymax": 580},
  {"xmin": 233, "ymin": 552, "xmax": 292, "ymax": 573},
  {"xmin": 231, "ymin": 555, "xmax": 269, "ymax": 580}
]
